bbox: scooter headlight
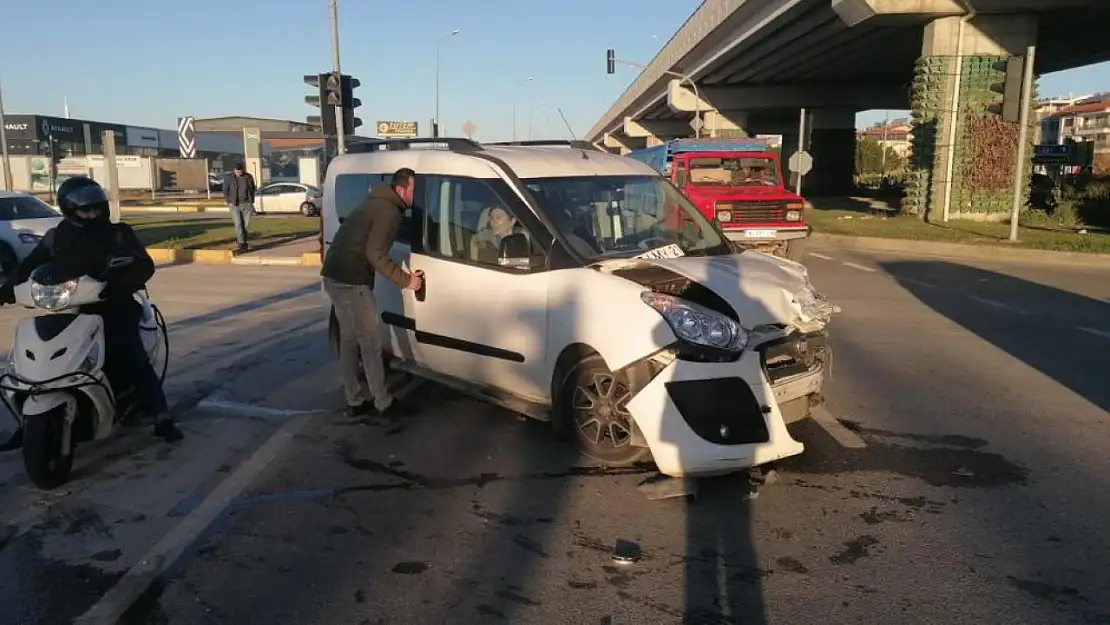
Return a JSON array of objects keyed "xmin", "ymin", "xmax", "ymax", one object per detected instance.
[{"xmin": 30, "ymin": 280, "xmax": 78, "ymax": 310}]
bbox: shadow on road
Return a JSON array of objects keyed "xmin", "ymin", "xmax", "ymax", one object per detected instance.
[{"xmin": 879, "ymin": 260, "xmax": 1110, "ymax": 413}]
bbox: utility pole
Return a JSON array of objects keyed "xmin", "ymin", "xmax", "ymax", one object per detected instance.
[
  {"xmin": 435, "ymin": 30, "xmax": 460, "ymax": 138},
  {"xmin": 328, "ymin": 0, "xmax": 346, "ymax": 155},
  {"xmin": 0, "ymin": 81, "xmax": 12, "ymax": 191},
  {"xmin": 1009, "ymin": 45, "xmax": 1037, "ymax": 243}
]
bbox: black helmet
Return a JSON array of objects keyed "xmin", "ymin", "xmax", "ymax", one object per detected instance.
[{"xmin": 56, "ymin": 176, "xmax": 110, "ymax": 227}]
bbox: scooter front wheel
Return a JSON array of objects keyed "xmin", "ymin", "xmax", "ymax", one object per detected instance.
[{"xmin": 22, "ymin": 407, "xmax": 74, "ymax": 490}]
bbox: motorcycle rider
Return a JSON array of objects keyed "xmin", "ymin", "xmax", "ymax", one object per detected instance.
[{"xmin": 0, "ymin": 177, "xmax": 183, "ymax": 442}]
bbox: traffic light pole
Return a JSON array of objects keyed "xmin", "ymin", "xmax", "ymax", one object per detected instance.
[
  {"xmin": 609, "ymin": 56, "xmax": 701, "ymax": 139},
  {"xmin": 329, "ymin": 0, "xmax": 346, "ymax": 155},
  {"xmin": 1008, "ymin": 44, "xmax": 1036, "ymax": 243}
]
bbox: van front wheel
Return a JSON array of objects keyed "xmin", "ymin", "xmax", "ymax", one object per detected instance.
[{"xmin": 556, "ymin": 354, "xmax": 649, "ymax": 467}]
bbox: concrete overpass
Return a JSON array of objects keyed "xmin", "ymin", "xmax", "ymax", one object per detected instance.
[{"xmin": 589, "ymin": 0, "xmax": 1110, "ymax": 218}]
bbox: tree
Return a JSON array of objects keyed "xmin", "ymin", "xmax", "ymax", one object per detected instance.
[{"xmin": 855, "ymin": 136, "xmax": 905, "ymax": 175}]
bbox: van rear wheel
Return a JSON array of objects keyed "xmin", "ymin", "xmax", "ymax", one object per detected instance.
[
  {"xmin": 557, "ymin": 354, "xmax": 649, "ymax": 467},
  {"xmin": 22, "ymin": 407, "xmax": 74, "ymax": 490}
]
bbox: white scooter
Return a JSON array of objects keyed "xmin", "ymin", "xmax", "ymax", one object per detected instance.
[{"xmin": 0, "ymin": 257, "xmax": 168, "ymax": 490}]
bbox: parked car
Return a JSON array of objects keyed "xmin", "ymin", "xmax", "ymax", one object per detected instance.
[
  {"xmin": 0, "ymin": 191, "xmax": 63, "ymax": 274},
  {"xmin": 208, "ymin": 172, "xmax": 225, "ymax": 191},
  {"xmin": 319, "ymin": 138, "xmax": 839, "ymax": 479},
  {"xmin": 255, "ymin": 182, "xmax": 322, "ymax": 216}
]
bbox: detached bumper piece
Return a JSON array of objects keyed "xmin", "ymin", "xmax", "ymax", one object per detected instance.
[{"xmin": 665, "ymin": 377, "xmax": 769, "ymax": 446}]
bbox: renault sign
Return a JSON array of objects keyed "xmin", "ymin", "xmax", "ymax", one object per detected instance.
[{"xmin": 376, "ymin": 120, "xmax": 418, "ymax": 139}]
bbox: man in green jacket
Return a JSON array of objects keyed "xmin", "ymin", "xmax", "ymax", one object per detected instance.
[{"xmin": 321, "ymin": 167, "xmax": 423, "ymax": 417}]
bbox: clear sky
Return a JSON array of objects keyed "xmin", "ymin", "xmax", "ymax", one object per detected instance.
[{"xmin": 3, "ymin": 0, "xmax": 1107, "ymax": 138}]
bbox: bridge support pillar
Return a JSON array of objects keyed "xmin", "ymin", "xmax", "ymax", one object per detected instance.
[
  {"xmin": 777, "ymin": 108, "xmax": 855, "ymax": 197},
  {"xmin": 906, "ymin": 13, "xmax": 1038, "ymax": 220}
]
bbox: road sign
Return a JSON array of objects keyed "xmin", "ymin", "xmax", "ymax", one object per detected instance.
[
  {"xmin": 376, "ymin": 120, "xmax": 418, "ymax": 139},
  {"xmin": 177, "ymin": 116, "xmax": 196, "ymax": 158},
  {"xmin": 462, "ymin": 120, "xmax": 477, "ymax": 139},
  {"xmin": 1032, "ymin": 143, "xmax": 1071, "ymax": 165},
  {"xmin": 689, "ymin": 116, "xmax": 703, "ymax": 133},
  {"xmin": 788, "ymin": 150, "xmax": 813, "ymax": 175}
]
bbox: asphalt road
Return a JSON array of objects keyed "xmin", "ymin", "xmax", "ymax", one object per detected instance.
[{"xmin": 2, "ymin": 248, "xmax": 1110, "ymax": 624}]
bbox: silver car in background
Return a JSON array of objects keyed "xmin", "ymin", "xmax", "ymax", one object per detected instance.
[{"xmin": 0, "ymin": 192, "xmax": 63, "ymax": 273}]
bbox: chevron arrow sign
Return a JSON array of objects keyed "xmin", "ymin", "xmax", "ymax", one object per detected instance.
[{"xmin": 177, "ymin": 116, "xmax": 197, "ymax": 158}]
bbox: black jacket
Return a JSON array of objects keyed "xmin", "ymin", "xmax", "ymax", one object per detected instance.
[
  {"xmin": 0, "ymin": 220, "xmax": 155, "ymax": 316},
  {"xmin": 320, "ymin": 184, "xmax": 410, "ymax": 289},
  {"xmin": 222, "ymin": 172, "xmax": 256, "ymax": 205}
]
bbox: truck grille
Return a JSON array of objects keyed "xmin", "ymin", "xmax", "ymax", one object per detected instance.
[{"xmin": 716, "ymin": 201, "xmax": 785, "ymax": 224}]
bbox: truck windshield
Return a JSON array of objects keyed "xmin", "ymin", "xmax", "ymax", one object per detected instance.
[
  {"xmin": 688, "ymin": 156, "xmax": 780, "ymax": 187},
  {"xmin": 523, "ymin": 175, "xmax": 732, "ymax": 260}
]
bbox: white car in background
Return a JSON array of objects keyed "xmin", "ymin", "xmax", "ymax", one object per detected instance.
[
  {"xmin": 255, "ymin": 182, "xmax": 322, "ymax": 216},
  {"xmin": 0, "ymin": 192, "xmax": 63, "ymax": 274}
]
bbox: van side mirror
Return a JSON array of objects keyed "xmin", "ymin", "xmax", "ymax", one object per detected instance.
[{"xmin": 497, "ymin": 233, "xmax": 533, "ymax": 270}]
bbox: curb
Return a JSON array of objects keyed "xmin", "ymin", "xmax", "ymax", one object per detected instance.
[
  {"xmin": 809, "ymin": 233, "xmax": 1110, "ymax": 269},
  {"xmin": 148, "ymin": 248, "xmax": 322, "ymax": 267},
  {"xmin": 122, "ymin": 205, "xmax": 226, "ymax": 213}
]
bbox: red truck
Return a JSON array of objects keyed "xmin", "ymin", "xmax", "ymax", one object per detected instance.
[{"xmin": 626, "ymin": 138, "xmax": 808, "ymax": 260}]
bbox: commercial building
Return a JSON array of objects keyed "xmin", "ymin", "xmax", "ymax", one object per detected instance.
[{"xmin": 1040, "ymin": 93, "xmax": 1110, "ymax": 172}]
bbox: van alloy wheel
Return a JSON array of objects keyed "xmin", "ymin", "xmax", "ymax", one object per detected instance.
[{"xmin": 561, "ymin": 354, "xmax": 649, "ymax": 466}]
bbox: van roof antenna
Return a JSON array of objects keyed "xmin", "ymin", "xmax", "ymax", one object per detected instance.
[{"xmin": 557, "ymin": 108, "xmax": 589, "ymax": 159}]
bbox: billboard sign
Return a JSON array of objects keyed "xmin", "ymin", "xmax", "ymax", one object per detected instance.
[{"xmin": 376, "ymin": 120, "xmax": 418, "ymax": 139}]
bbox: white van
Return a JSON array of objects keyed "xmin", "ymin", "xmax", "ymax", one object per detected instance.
[{"xmin": 320, "ymin": 138, "xmax": 838, "ymax": 477}]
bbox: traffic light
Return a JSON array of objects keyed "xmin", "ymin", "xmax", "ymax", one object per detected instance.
[
  {"xmin": 340, "ymin": 74, "xmax": 362, "ymax": 136},
  {"xmin": 304, "ymin": 73, "xmax": 337, "ymax": 136},
  {"xmin": 988, "ymin": 57, "xmax": 1024, "ymax": 123},
  {"xmin": 606, "ymin": 49, "xmax": 616, "ymax": 75}
]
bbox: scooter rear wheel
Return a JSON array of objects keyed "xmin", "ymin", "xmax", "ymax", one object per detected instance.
[{"xmin": 22, "ymin": 407, "xmax": 74, "ymax": 490}]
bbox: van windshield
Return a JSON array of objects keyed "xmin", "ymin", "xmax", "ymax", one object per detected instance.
[
  {"xmin": 688, "ymin": 156, "xmax": 779, "ymax": 187},
  {"xmin": 523, "ymin": 175, "xmax": 732, "ymax": 261}
]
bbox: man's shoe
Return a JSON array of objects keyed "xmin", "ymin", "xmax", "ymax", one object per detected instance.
[
  {"xmin": 154, "ymin": 417, "xmax": 184, "ymax": 443},
  {"xmin": 345, "ymin": 402, "xmax": 372, "ymax": 418}
]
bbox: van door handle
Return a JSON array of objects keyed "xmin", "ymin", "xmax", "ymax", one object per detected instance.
[{"xmin": 414, "ymin": 270, "xmax": 426, "ymax": 302}]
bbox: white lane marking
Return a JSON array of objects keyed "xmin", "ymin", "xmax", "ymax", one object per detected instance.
[
  {"xmin": 842, "ymin": 262, "xmax": 877, "ymax": 273},
  {"xmin": 899, "ymin": 277, "xmax": 937, "ymax": 289},
  {"xmin": 73, "ymin": 412, "xmax": 316, "ymax": 625},
  {"xmin": 194, "ymin": 397, "xmax": 327, "ymax": 419},
  {"xmin": 969, "ymin": 296, "xmax": 1030, "ymax": 315},
  {"xmin": 1079, "ymin": 326, "xmax": 1110, "ymax": 341},
  {"xmin": 808, "ymin": 252, "xmax": 834, "ymax": 260},
  {"xmin": 810, "ymin": 407, "xmax": 867, "ymax": 449}
]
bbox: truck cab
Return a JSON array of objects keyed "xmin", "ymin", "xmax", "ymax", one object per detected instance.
[{"xmin": 627, "ymin": 139, "xmax": 808, "ymax": 260}]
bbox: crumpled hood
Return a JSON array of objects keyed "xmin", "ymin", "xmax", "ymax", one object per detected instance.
[
  {"xmin": 10, "ymin": 217, "xmax": 62, "ymax": 237},
  {"xmin": 599, "ymin": 251, "xmax": 837, "ymax": 330}
]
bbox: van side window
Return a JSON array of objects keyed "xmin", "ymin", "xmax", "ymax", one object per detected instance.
[
  {"xmin": 422, "ymin": 176, "xmax": 535, "ymax": 268},
  {"xmin": 332, "ymin": 173, "xmax": 411, "ymax": 244}
]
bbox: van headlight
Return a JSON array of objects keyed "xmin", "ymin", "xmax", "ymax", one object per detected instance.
[
  {"xmin": 641, "ymin": 292, "xmax": 748, "ymax": 352},
  {"xmin": 30, "ymin": 280, "xmax": 77, "ymax": 310},
  {"xmin": 19, "ymin": 233, "xmax": 42, "ymax": 244}
]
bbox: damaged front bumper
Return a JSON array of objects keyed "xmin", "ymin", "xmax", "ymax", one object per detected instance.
[{"xmin": 625, "ymin": 328, "xmax": 830, "ymax": 478}]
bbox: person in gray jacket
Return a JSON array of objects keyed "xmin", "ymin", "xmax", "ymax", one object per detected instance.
[
  {"xmin": 221, "ymin": 163, "xmax": 256, "ymax": 252},
  {"xmin": 321, "ymin": 167, "xmax": 423, "ymax": 418}
]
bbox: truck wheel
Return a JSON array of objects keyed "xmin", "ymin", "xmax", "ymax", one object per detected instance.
[
  {"xmin": 785, "ymin": 239, "xmax": 806, "ymax": 262},
  {"xmin": 22, "ymin": 407, "xmax": 74, "ymax": 490},
  {"xmin": 555, "ymin": 353, "xmax": 649, "ymax": 467}
]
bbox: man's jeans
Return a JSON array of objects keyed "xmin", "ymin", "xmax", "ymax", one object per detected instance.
[
  {"xmin": 322, "ymin": 277, "xmax": 394, "ymax": 412},
  {"xmin": 229, "ymin": 203, "xmax": 254, "ymax": 246}
]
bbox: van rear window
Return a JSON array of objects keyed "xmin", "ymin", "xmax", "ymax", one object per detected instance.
[{"xmin": 333, "ymin": 173, "xmax": 388, "ymax": 220}]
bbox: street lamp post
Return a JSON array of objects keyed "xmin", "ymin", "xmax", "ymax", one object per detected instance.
[
  {"xmin": 512, "ymin": 77, "xmax": 535, "ymax": 141},
  {"xmin": 434, "ymin": 29, "xmax": 460, "ymax": 138}
]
